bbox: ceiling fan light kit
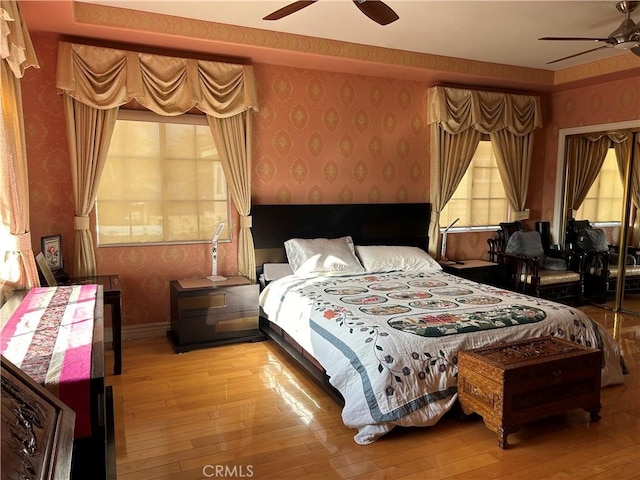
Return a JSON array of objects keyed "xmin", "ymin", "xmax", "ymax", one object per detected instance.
[
  {"xmin": 540, "ymin": 1, "xmax": 640, "ymax": 64},
  {"xmin": 263, "ymin": 0, "xmax": 399, "ymax": 26}
]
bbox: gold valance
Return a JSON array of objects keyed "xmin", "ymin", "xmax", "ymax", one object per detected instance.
[
  {"xmin": 56, "ymin": 41, "xmax": 258, "ymax": 117},
  {"xmin": 427, "ymin": 86, "xmax": 541, "ymax": 136},
  {"xmin": 584, "ymin": 131, "xmax": 629, "ymax": 143}
]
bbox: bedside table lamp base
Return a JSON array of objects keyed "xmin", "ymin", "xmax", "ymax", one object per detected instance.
[
  {"xmin": 209, "ymin": 223, "xmax": 226, "ymax": 282},
  {"xmin": 207, "ymin": 275, "xmax": 227, "ymax": 282}
]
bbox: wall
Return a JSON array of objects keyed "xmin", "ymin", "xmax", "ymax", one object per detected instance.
[
  {"xmin": 22, "ymin": 33, "xmax": 431, "ymax": 328},
  {"xmin": 22, "ymin": 32, "xmax": 637, "ymax": 328},
  {"xmin": 541, "ymin": 76, "xmax": 640, "ymax": 232},
  {"xmin": 251, "ymin": 65, "xmax": 430, "ymax": 204},
  {"xmin": 22, "ymin": 34, "xmax": 238, "ymax": 328}
]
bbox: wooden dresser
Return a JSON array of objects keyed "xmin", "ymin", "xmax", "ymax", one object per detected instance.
[
  {"xmin": 457, "ymin": 336, "xmax": 602, "ymax": 449},
  {"xmin": 168, "ymin": 276, "xmax": 263, "ymax": 353}
]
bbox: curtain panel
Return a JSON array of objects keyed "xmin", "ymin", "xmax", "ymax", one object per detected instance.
[
  {"xmin": 612, "ymin": 132, "xmax": 640, "ymax": 245},
  {"xmin": 1, "ymin": 0, "xmax": 40, "ymax": 303},
  {"xmin": 55, "ymin": 41, "xmax": 259, "ymax": 278},
  {"xmin": 208, "ymin": 112, "xmax": 256, "ymax": 282},
  {"xmin": 427, "ymin": 86, "xmax": 541, "ymax": 257},
  {"xmin": 564, "ymin": 135, "xmax": 611, "ymax": 216}
]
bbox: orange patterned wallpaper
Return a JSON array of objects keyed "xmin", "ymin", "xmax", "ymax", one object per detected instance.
[
  {"xmin": 541, "ymin": 76, "xmax": 640, "ymax": 227},
  {"xmin": 20, "ymin": 32, "xmax": 639, "ymax": 328},
  {"xmin": 251, "ymin": 64, "xmax": 430, "ymax": 204}
]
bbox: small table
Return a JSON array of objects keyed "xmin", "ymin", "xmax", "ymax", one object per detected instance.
[
  {"xmin": 440, "ymin": 259, "xmax": 508, "ymax": 287},
  {"xmin": 168, "ymin": 276, "xmax": 263, "ymax": 353},
  {"xmin": 69, "ymin": 274, "xmax": 122, "ymax": 375}
]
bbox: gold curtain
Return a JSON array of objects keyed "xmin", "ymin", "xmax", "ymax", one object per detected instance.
[
  {"xmin": 427, "ymin": 125, "xmax": 481, "ymax": 258},
  {"xmin": 208, "ymin": 112, "xmax": 256, "ymax": 281},
  {"xmin": 0, "ymin": 0, "xmax": 40, "ymax": 302},
  {"xmin": 565, "ymin": 134, "xmax": 613, "ymax": 216},
  {"xmin": 427, "ymin": 86, "xmax": 541, "ymax": 257},
  {"xmin": 489, "ymin": 129, "xmax": 535, "ymax": 221},
  {"xmin": 64, "ymin": 97, "xmax": 118, "ymax": 276},
  {"xmin": 56, "ymin": 41, "xmax": 258, "ymax": 276},
  {"xmin": 613, "ymin": 132, "xmax": 640, "ymax": 245}
]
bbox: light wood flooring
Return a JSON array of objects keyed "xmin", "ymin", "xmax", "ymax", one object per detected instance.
[{"xmin": 107, "ymin": 306, "xmax": 640, "ymax": 480}]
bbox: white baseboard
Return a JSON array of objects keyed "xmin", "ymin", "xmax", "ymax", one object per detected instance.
[{"xmin": 104, "ymin": 321, "xmax": 169, "ymax": 343}]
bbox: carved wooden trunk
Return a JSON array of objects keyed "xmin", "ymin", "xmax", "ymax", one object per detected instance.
[{"xmin": 457, "ymin": 336, "xmax": 602, "ymax": 449}]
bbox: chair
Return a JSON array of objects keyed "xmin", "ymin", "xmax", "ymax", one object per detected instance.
[
  {"xmin": 566, "ymin": 219, "xmax": 640, "ymax": 302},
  {"xmin": 487, "ymin": 221, "xmax": 522, "ymax": 262},
  {"xmin": 607, "ymin": 245, "xmax": 640, "ymax": 297},
  {"xmin": 566, "ymin": 219, "xmax": 610, "ymax": 302},
  {"xmin": 496, "ymin": 227, "xmax": 584, "ymax": 305}
]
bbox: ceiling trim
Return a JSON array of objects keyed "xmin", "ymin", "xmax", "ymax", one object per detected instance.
[
  {"xmin": 72, "ymin": 2, "xmax": 554, "ymax": 89},
  {"xmin": 21, "ymin": 1, "xmax": 640, "ymax": 91}
]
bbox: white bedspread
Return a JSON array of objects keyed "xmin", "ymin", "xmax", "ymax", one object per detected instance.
[{"xmin": 259, "ymin": 270, "xmax": 626, "ymax": 444}]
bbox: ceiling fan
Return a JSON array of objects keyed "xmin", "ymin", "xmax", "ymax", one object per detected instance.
[
  {"xmin": 540, "ymin": 1, "xmax": 640, "ymax": 64},
  {"xmin": 263, "ymin": 0, "xmax": 399, "ymax": 26}
]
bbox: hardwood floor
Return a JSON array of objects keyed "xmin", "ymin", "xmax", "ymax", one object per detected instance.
[{"xmin": 106, "ymin": 307, "xmax": 640, "ymax": 480}]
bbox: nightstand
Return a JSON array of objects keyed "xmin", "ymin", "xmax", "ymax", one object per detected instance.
[
  {"xmin": 440, "ymin": 259, "xmax": 509, "ymax": 287},
  {"xmin": 168, "ymin": 276, "xmax": 264, "ymax": 353}
]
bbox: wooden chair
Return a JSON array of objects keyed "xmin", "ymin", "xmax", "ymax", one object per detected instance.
[
  {"xmin": 566, "ymin": 219, "xmax": 609, "ymax": 302},
  {"xmin": 566, "ymin": 219, "xmax": 640, "ymax": 302},
  {"xmin": 487, "ymin": 221, "xmax": 521, "ymax": 263},
  {"xmin": 495, "ymin": 226, "xmax": 584, "ymax": 305}
]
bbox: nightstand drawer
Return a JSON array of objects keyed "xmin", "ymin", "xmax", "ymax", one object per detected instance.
[{"xmin": 176, "ymin": 284, "xmax": 258, "ymax": 319}]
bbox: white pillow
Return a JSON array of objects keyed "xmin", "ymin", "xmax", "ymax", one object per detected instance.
[
  {"xmin": 355, "ymin": 245, "xmax": 442, "ymax": 273},
  {"xmin": 284, "ymin": 236, "xmax": 365, "ymax": 276},
  {"xmin": 262, "ymin": 263, "xmax": 294, "ymax": 282}
]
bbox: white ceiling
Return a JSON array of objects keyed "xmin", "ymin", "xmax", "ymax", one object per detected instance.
[{"xmin": 79, "ymin": 0, "xmax": 640, "ymax": 71}]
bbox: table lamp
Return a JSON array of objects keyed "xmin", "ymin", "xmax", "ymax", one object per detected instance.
[
  {"xmin": 440, "ymin": 217, "xmax": 459, "ymax": 264},
  {"xmin": 207, "ymin": 223, "xmax": 227, "ymax": 282}
]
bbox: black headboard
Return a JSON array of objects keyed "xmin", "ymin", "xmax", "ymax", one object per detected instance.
[{"xmin": 252, "ymin": 203, "xmax": 431, "ymax": 267}]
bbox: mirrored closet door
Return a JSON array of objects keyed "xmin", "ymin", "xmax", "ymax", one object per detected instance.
[{"xmin": 554, "ymin": 121, "xmax": 640, "ymax": 316}]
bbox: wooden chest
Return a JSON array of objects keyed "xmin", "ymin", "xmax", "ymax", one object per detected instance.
[{"xmin": 457, "ymin": 336, "xmax": 602, "ymax": 449}]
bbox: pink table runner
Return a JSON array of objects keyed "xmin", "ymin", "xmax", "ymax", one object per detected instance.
[{"xmin": 1, "ymin": 285, "xmax": 97, "ymax": 438}]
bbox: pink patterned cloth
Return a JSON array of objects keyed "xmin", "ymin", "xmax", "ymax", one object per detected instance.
[{"xmin": 1, "ymin": 285, "xmax": 97, "ymax": 438}]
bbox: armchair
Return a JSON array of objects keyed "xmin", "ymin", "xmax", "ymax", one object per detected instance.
[
  {"xmin": 487, "ymin": 221, "xmax": 522, "ymax": 262},
  {"xmin": 566, "ymin": 219, "xmax": 610, "ymax": 302},
  {"xmin": 607, "ymin": 245, "xmax": 640, "ymax": 297},
  {"xmin": 566, "ymin": 219, "xmax": 640, "ymax": 302},
  {"xmin": 497, "ymin": 229, "xmax": 584, "ymax": 305}
]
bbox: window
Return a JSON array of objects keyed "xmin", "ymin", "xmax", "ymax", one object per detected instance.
[
  {"xmin": 439, "ymin": 140, "xmax": 510, "ymax": 229},
  {"xmin": 96, "ymin": 112, "xmax": 229, "ymax": 245},
  {"xmin": 574, "ymin": 147, "xmax": 623, "ymax": 224}
]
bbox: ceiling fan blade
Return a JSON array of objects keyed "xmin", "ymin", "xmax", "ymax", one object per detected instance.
[
  {"xmin": 546, "ymin": 45, "xmax": 609, "ymax": 65},
  {"xmin": 539, "ymin": 36, "xmax": 611, "ymax": 42},
  {"xmin": 352, "ymin": 0, "xmax": 399, "ymax": 26},
  {"xmin": 263, "ymin": 1, "xmax": 316, "ymax": 21}
]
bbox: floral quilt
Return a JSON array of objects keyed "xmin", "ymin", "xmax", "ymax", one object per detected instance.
[{"xmin": 259, "ymin": 270, "xmax": 625, "ymax": 445}]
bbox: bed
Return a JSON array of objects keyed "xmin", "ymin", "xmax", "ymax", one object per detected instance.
[{"xmin": 253, "ymin": 203, "xmax": 626, "ymax": 445}]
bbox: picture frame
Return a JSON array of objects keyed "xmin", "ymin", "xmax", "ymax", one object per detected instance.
[{"xmin": 41, "ymin": 235, "xmax": 63, "ymax": 272}]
